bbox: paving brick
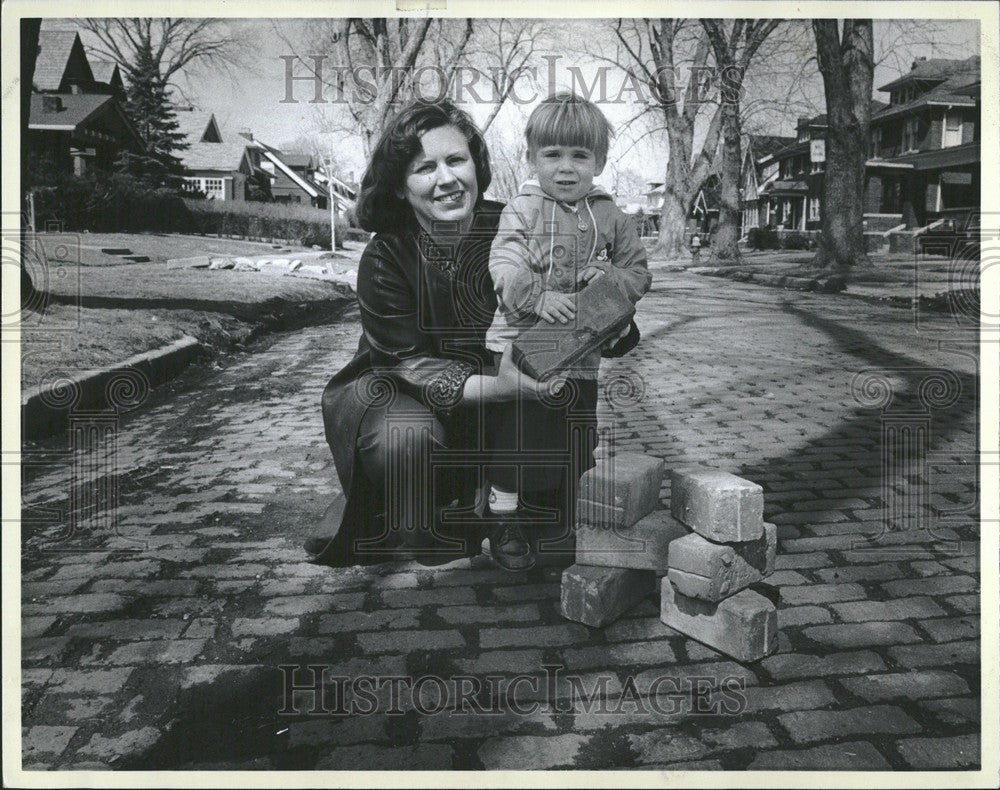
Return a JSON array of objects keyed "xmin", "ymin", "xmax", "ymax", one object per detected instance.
[
  {"xmin": 439, "ymin": 602, "xmax": 540, "ymax": 624},
  {"xmin": 742, "ymin": 680, "xmax": 836, "ymax": 713},
  {"xmin": 660, "ymin": 580, "xmax": 777, "ymax": 663},
  {"xmin": 766, "ymin": 570, "xmax": 809, "ymax": 586},
  {"xmin": 560, "ymin": 565, "xmax": 655, "ymax": 628},
  {"xmin": 946, "ymin": 594, "xmax": 979, "ymax": 613},
  {"xmin": 231, "ymin": 618, "xmax": 299, "ymax": 637},
  {"xmin": 749, "ymin": 741, "xmax": 891, "ymax": 770},
  {"xmin": 48, "ymin": 668, "xmax": 134, "ymax": 693},
  {"xmin": 779, "ymin": 582, "xmax": 866, "ymax": 606},
  {"xmin": 22, "ymin": 594, "xmax": 126, "ymax": 616},
  {"xmin": 895, "ymin": 734, "xmax": 979, "ymax": 769},
  {"xmin": 317, "ymin": 608, "xmax": 420, "ymax": 633},
  {"xmin": 882, "ymin": 575, "xmax": 978, "ymax": 598},
  {"xmin": 101, "ymin": 638, "xmax": 207, "ymax": 665},
  {"xmin": 603, "ymin": 615, "xmax": 677, "ymax": 642},
  {"xmin": 778, "ymin": 705, "xmax": 921, "ymax": 743},
  {"xmin": 841, "ymin": 670, "xmax": 969, "ymax": 702},
  {"xmin": 761, "ymin": 650, "xmax": 885, "ymax": 681},
  {"xmin": 575, "ymin": 509, "xmax": 686, "ymax": 570},
  {"xmin": 777, "ymin": 606, "xmax": 833, "ymax": 627},
  {"xmin": 666, "ymin": 523, "xmax": 775, "ymax": 602},
  {"xmin": 562, "ymin": 639, "xmax": 676, "ymax": 670},
  {"xmin": 670, "ymin": 469, "xmax": 763, "ymax": 541},
  {"xmin": 288, "ymin": 715, "xmax": 388, "ymax": 747},
  {"xmin": 830, "ymin": 596, "xmax": 947, "ymax": 622},
  {"xmin": 630, "ymin": 728, "xmax": 709, "ymax": 765},
  {"xmin": 814, "ymin": 563, "xmax": 905, "ymax": 583},
  {"xmin": 422, "ymin": 709, "xmax": 556, "ymax": 740},
  {"xmin": 31, "ymin": 695, "xmax": 115, "ymax": 722},
  {"xmin": 577, "ymin": 452, "xmax": 664, "ymax": 530},
  {"xmin": 66, "ymin": 619, "xmax": 187, "ymax": 640},
  {"xmin": 90, "ymin": 579, "xmax": 200, "ymax": 596},
  {"xmin": 79, "ymin": 726, "xmax": 160, "ymax": 759},
  {"xmin": 356, "ymin": 629, "xmax": 465, "ymax": 653},
  {"xmin": 22, "ymin": 616, "xmax": 58, "ymax": 638},
  {"xmin": 701, "ymin": 721, "xmax": 778, "ymax": 751},
  {"xmin": 888, "ymin": 640, "xmax": 979, "ymax": 668},
  {"xmin": 454, "ymin": 649, "xmax": 544, "ymax": 675},
  {"xmin": 481, "ymin": 623, "xmax": 590, "ymax": 649},
  {"xmin": 382, "ymin": 587, "xmax": 476, "ymax": 608},
  {"xmin": 803, "ymin": 621, "xmax": 921, "ymax": 649},
  {"xmin": 263, "ymin": 593, "xmax": 366, "ymax": 616},
  {"xmin": 23, "ymin": 637, "xmax": 72, "ymax": 662},
  {"xmin": 478, "ymin": 734, "xmax": 586, "ymax": 769},
  {"xmin": 919, "ymin": 696, "xmax": 979, "ymax": 726},
  {"xmin": 919, "ymin": 615, "xmax": 979, "ymax": 643},
  {"xmin": 774, "ymin": 552, "xmax": 831, "ymax": 570},
  {"xmin": 22, "ymin": 725, "xmax": 78, "ymax": 758}
]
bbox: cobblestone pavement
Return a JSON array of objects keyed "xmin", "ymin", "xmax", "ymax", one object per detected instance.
[{"xmin": 20, "ymin": 269, "xmax": 982, "ymax": 771}]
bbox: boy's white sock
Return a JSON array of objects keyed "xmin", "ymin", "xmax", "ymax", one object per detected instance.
[{"xmin": 489, "ymin": 486, "xmax": 519, "ymax": 514}]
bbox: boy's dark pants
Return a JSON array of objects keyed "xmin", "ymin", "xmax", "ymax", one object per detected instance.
[{"xmin": 486, "ymin": 373, "xmax": 599, "ymax": 560}]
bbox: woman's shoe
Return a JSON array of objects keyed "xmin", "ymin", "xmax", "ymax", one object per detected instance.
[{"xmin": 487, "ymin": 517, "xmax": 536, "ymax": 572}]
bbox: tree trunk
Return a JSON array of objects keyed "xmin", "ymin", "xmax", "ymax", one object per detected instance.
[
  {"xmin": 812, "ymin": 19, "xmax": 873, "ymax": 270},
  {"xmin": 711, "ymin": 83, "xmax": 743, "ymax": 261},
  {"xmin": 21, "ymin": 18, "xmax": 41, "ymax": 310},
  {"xmin": 655, "ymin": 172, "xmax": 691, "ymax": 259}
]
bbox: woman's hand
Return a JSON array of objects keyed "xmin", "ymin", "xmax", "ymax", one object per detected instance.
[
  {"xmin": 494, "ymin": 344, "xmax": 566, "ymax": 401},
  {"xmin": 534, "ymin": 290, "xmax": 576, "ymax": 324}
]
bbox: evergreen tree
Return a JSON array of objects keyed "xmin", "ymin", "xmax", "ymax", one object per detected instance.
[{"xmin": 118, "ymin": 43, "xmax": 187, "ymax": 188}]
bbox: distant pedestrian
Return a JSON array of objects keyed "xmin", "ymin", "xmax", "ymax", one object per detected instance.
[{"xmin": 691, "ymin": 233, "xmax": 702, "ymax": 264}]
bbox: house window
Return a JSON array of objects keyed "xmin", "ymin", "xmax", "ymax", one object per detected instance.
[
  {"xmin": 870, "ymin": 127, "xmax": 882, "ymax": 158},
  {"xmin": 203, "ymin": 178, "xmax": 225, "ymax": 199},
  {"xmin": 809, "ymin": 196, "xmax": 820, "ymax": 221},
  {"xmin": 261, "ymin": 160, "xmax": 275, "ymax": 173},
  {"xmin": 182, "ymin": 178, "xmax": 201, "ymax": 193},
  {"xmin": 902, "ymin": 117, "xmax": 919, "ymax": 152},
  {"xmin": 943, "ymin": 111, "xmax": 963, "ymax": 148}
]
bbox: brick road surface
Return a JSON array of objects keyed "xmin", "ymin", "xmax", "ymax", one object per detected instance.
[{"xmin": 20, "ymin": 269, "xmax": 981, "ymax": 771}]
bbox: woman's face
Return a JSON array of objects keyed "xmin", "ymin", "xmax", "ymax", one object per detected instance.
[{"xmin": 400, "ymin": 125, "xmax": 478, "ymax": 234}]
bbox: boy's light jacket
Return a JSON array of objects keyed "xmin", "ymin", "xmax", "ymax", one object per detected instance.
[{"xmin": 486, "ymin": 179, "xmax": 651, "ymax": 378}]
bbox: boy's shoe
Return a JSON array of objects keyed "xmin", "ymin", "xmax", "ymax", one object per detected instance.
[{"xmin": 487, "ymin": 516, "xmax": 536, "ymax": 572}]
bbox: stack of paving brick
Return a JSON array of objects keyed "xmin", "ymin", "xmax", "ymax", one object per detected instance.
[
  {"xmin": 560, "ymin": 452, "xmax": 686, "ymax": 628},
  {"xmin": 660, "ymin": 469, "xmax": 778, "ymax": 662},
  {"xmin": 559, "ymin": 458, "xmax": 779, "ymax": 664}
]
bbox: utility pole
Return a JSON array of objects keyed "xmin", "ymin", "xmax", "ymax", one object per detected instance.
[{"xmin": 327, "ymin": 141, "xmax": 338, "ymax": 253}]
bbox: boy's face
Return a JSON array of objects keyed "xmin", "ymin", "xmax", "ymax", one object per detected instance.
[{"xmin": 528, "ymin": 145, "xmax": 604, "ymax": 204}]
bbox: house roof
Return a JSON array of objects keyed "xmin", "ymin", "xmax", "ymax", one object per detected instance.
[
  {"xmin": 762, "ymin": 179, "xmax": 808, "ymax": 194},
  {"xmin": 34, "ymin": 30, "xmax": 93, "ymax": 91},
  {"xmin": 878, "ymin": 56, "xmax": 980, "ymax": 92},
  {"xmin": 28, "ymin": 92, "xmax": 113, "ymax": 130},
  {"xmin": 175, "ymin": 110, "xmax": 249, "ymax": 171},
  {"xmin": 282, "ymin": 153, "xmax": 313, "ymax": 169},
  {"xmin": 799, "ymin": 99, "xmax": 889, "ymax": 130},
  {"xmin": 749, "ymin": 135, "xmax": 796, "ymax": 162}
]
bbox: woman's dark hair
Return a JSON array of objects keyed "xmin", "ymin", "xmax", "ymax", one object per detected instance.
[{"xmin": 355, "ymin": 99, "xmax": 492, "ymax": 233}]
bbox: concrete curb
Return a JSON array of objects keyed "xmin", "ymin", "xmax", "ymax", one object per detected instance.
[{"xmin": 22, "ymin": 335, "xmax": 205, "ymax": 440}]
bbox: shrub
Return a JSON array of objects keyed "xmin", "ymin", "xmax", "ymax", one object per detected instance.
[
  {"xmin": 747, "ymin": 226, "xmax": 779, "ymax": 250},
  {"xmin": 780, "ymin": 231, "xmax": 812, "ymax": 250},
  {"xmin": 182, "ymin": 199, "xmax": 348, "ymax": 249}
]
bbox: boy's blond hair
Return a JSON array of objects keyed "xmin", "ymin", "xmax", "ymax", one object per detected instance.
[{"xmin": 524, "ymin": 92, "xmax": 615, "ymax": 168}]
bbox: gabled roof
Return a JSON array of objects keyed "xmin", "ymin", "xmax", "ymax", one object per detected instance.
[
  {"xmin": 34, "ymin": 30, "xmax": 94, "ymax": 91},
  {"xmin": 799, "ymin": 99, "xmax": 889, "ymax": 130},
  {"xmin": 282, "ymin": 153, "xmax": 313, "ymax": 169},
  {"xmin": 878, "ymin": 56, "xmax": 980, "ymax": 92},
  {"xmin": 748, "ymin": 135, "xmax": 796, "ymax": 162},
  {"xmin": 174, "ymin": 110, "xmax": 249, "ymax": 171},
  {"xmin": 90, "ymin": 60, "xmax": 121, "ymax": 84},
  {"xmin": 28, "ymin": 92, "xmax": 113, "ymax": 130}
]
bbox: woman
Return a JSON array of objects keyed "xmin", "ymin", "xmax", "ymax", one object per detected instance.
[
  {"xmin": 309, "ymin": 99, "xmax": 637, "ymax": 571},
  {"xmin": 309, "ymin": 100, "xmax": 547, "ymax": 570}
]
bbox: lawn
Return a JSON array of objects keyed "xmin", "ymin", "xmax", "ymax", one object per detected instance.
[{"xmin": 20, "ymin": 240, "xmax": 359, "ymax": 393}]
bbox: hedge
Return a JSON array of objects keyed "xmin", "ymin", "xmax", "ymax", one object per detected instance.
[{"xmin": 182, "ymin": 199, "xmax": 350, "ymax": 248}]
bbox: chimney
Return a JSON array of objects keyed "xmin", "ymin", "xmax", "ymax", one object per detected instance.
[
  {"xmin": 912, "ymin": 56, "xmax": 927, "ymax": 70},
  {"xmin": 42, "ymin": 95, "xmax": 63, "ymax": 112},
  {"xmin": 238, "ymin": 128, "xmax": 253, "ymax": 141},
  {"xmin": 69, "ymin": 83, "xmax": 83, "ymax": 95}
]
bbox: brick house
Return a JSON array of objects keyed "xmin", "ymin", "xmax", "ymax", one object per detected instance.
[
  {"xmin": 741, "ymin": 55, "xmax": 980, "ymax": 242},
  {"xmin": 739, "ymin": 134, "xmax": 797, "ymax": 232}
]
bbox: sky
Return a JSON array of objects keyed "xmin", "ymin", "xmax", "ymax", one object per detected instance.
[{"xmin": 46, "ymin": 17, "xmax": 980, "ymax": 193}]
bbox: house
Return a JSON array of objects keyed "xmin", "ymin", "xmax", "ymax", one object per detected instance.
[
  {"xmin": 174, "ymin": 110, "xmax": 356, "ymax": 211},
  {"xmin": 739, "ymin": 134, "xmax": 796, "ymax": 232},
  {"xmin": 174, "ymin": 110, "xmax": 250, "ymax": 200},
  {"xmin": 89, "ymin": 60, "xmax": 125, "ymax": 98},
  {"xmin": 742, "ymin": 55, "xmax": 980, "ymax": 242},
  {"xmin": 867, "ymin": 56, "xmax": 980, "ymax": 232},
  {"xmin": 26, "ymin": 30, "xmax": 145, "ymax": 176}
]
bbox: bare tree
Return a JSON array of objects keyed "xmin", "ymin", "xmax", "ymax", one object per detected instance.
[
  {"xmin": 701, "ymin": 19, "xmax": 784, "ymax": 261},
  {"xmin": 486, "ymin": 126, "xmax": 530, "ymax": 202},
  {"xmin": 77, "ymin": 18, "xmax": 242, "ymax": 86},
  {"xmin": 603, "ymin": 19, "xmax": 724, "ymax": 258},
  {"xmin": 812, "ymin": 19, "xmax": 874, "ymax": 270}
]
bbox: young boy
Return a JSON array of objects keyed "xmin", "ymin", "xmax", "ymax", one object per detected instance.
[{"xmin": 484, "ymin": 92, "xmax": 651, "ymax": 571}]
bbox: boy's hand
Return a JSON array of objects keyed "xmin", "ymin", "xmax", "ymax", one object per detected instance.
[
  {"xmin": 578, "ymin": 266, "xmax": 605, "ymax": 286},
  {"xmin": 534, "ymin": 290, "xmax": 576, "ymax": 324}
]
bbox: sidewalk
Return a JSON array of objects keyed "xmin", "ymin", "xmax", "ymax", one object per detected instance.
[{"xmin": 19, "ymin": 270, "xmax": 981, "ymax": 771}]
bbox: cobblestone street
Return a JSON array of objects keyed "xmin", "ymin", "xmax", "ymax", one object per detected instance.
[{"xmin": 20, "ymin": 269, "xmax": 981, "ymax": 771}]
